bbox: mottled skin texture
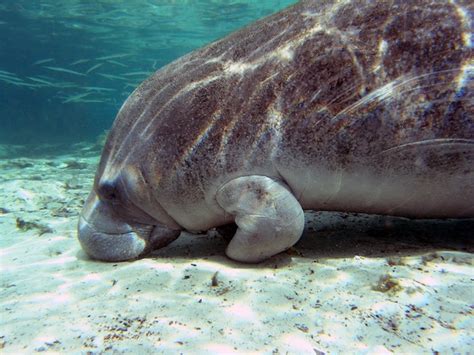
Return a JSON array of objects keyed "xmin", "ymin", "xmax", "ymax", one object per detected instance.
[{"xmin": 78, "ymin": 0, "xmax": 473, "ymax": 262}]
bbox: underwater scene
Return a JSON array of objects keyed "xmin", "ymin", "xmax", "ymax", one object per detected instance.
[{"xmin": 1, "ymin": 0, "xmax": 473, "ymax": 353}]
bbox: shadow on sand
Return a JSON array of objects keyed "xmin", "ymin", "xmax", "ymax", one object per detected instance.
[{"xmin": 144, "ymin": 211, "xmax": 473, "ymax": 268}]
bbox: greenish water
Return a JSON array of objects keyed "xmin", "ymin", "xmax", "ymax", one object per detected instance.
[{"xmin": 0, "ymin": 0, "xmax": 297, "ymax": 145}]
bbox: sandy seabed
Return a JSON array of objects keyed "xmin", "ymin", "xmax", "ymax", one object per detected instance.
[{"xmin": 0, "ymin": 143, "xmax": 473, "ymax": 354}]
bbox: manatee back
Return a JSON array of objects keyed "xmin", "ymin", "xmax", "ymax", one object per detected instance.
[{"xmin": 97, "ymin": 0, "xmax": 472, "ymax": 211}]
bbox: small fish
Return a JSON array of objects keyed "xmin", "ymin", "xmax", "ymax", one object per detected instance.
[
  {"xmin": 86, "ymin": 63, "xmax": 103, "ymax": 74},
  {"xmin": 76, "ymin": 99, "xmax": 106, "ymax": 103},
  {"xmin": 107, "ymin": 60, "xmax": 127, "ymax": 67},
  {"xmin": 123, "ymin": 71, "xmax": 152, "ymax": 76},
  {"xmin": 70, "ymin": 59, "xmax": 90, "ymax": 66},
  {"xmin": 96, "ymin": 53, "xmax": 130, "ymax": 61},
  {"xmin": 0, "ymin": 73, "xmax": 23, "ymax": 82},
  {"xmin": 82, "ymin": 86, "xmax": 116, "ymax": 92},
  {"xmin": 97, "ymin": 73, "xmax": 128, "ymax": 81},
  {"xmin": 62, "ymin": 92, "xmax": 92, "ymax": 103},
  {"xmin": 0, "ymin": 69, "xmax": 16, "ymax": 75},
  {"xmin": 33, "ymin": 58, "xmax": 54, "ymax": 65},
  {"xmin": 43, "ymin": 66, "xmax": 86, "ymax": 76},
  {"xmin": 0, "ymin": 78, "xmax": 39, "ymax": 88},
  {"xmin": 27, "ymin": 77, "xmax": 54, "ymax": 85},
  {"xmin": 36, "ymin": 74, "xmax": 55, "ymax": 80}
]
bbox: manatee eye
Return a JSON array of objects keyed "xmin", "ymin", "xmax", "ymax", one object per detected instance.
[{"xmin": 97, "ymin": 182, "xmax": 118, "ymax": 201}]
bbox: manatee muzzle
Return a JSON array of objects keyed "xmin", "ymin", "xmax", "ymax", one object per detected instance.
[{"xmin": 78, "ymin": 215, "xmax": 153, "ymax": 261}]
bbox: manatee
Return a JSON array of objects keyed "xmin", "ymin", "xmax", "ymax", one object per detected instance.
[{"xmin": 78, "ymin": 0, "xmax": 473, "ymax": 263}]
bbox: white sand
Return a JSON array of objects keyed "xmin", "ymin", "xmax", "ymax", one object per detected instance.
[{"xmin": 0, "ymin": 146, "xmax": 473, "ymax": 354}]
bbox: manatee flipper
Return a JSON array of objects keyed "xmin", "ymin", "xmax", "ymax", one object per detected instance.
[{"xmin": 216, "ymin": 175, "xmax": 305, "ymax": 263}]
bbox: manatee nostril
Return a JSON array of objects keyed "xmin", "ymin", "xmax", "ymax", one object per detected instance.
[{"xmin": 97, "ymin": 181, "xmax": 118, "ymax": 201}]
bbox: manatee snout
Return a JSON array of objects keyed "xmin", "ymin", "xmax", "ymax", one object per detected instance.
[
  {"xmin": 78, "ymin": 191, "xmax": 180, "ymax": 261},
  {"xmin": 78, "ymin": 216, "xmax": 149, "ymax": 261}
]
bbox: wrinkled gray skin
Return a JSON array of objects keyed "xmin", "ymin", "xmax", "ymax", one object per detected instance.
[{"xmin": 78, "ymin": 0, "xmax": 473, "ymax": 263}]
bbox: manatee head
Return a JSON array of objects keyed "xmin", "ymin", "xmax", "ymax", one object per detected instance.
[{"xmin": 77, "ymin": 158, "xmax": 181, "ymax": 262}]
